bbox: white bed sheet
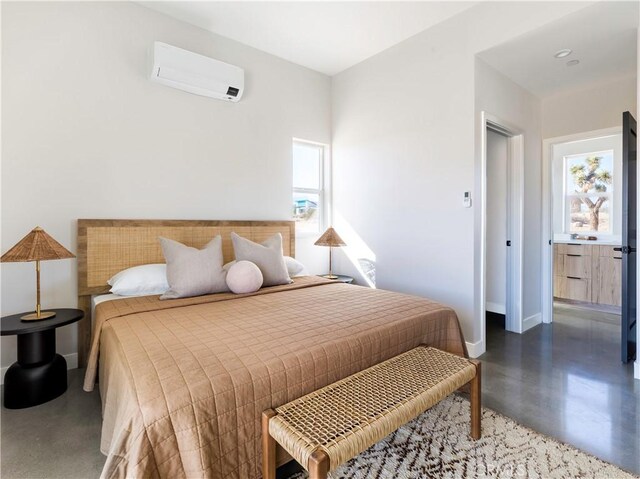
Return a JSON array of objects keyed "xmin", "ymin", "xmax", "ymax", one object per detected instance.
[{"xmin": 91, "ymin": 293, "xmax": 128, "ymax": 319}]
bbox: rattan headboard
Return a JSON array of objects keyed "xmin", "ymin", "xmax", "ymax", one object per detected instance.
[{"xmin": 76, "ymin": 219, "xmax": 295, "ymax": 366}]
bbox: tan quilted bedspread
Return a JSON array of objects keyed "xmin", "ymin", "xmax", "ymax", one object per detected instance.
[{"xmin": 85, "ymin": 276, "xmax": 467, "ymax": 479}]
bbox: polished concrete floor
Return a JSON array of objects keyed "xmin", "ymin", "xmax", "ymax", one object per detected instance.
[
  {"xmin": 1, "ymin": 369, "xmax": 105, "ymax": 478},
  {"xmin": 0, "ymin": 368, "xmax": 302, "ymax": 479},
  {"xmin": 482, "ymin": 306, "xmax": 640, "ymax": 475},
  {"xmin": 2, "ymin": 306, "xmax": 639, "ymax": 478}
]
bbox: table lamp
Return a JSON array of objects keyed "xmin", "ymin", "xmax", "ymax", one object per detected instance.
[
  {"xmin": 1, "ymin": 227, "xmax": 75, "ymax": 321},
  {"xmin": 314, "ymin": 227, "xmax": 346, "ymax": 279}
]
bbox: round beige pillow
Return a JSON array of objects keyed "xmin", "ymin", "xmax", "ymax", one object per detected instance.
[{"xmin": 226, "ymin": 260, "xmax": 264, "ymax": 294}]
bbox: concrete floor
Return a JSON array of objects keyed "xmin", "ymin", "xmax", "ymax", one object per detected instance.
[
  {"xmin": 1, "ymin": 368, "xmax": 104, "ymax": 478},
  {"xmin": 482, "ymin": 305, "xmax": 640, "ymax": 475},
  {"xmin": 2, "ymin": 306, "xmax": 638, "ymax": 478}
]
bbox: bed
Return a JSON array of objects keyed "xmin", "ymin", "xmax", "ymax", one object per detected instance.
[{"xmin": 77, "ymin": 219, "xmax": 467, "ymax": 479}]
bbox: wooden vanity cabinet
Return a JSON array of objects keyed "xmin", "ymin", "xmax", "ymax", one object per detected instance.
[{"xmin": 553, "ymin": 244, "xmax": 621, "ymax": 307}]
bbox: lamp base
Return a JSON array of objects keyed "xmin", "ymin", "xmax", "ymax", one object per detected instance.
[
  {"xmin": 21, "ymin": 311, "xmax": 56, "ymax": 321},
  {"xmin": 322, "ymin": 274, "xmax": 339, "ymax": 280}
]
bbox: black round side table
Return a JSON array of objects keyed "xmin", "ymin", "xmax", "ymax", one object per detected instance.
[
  {"xmin": 319, "ymin": 274, "xmax": 354, "ymax": 284},
  {"xmin": 1, "ymin": 308, "xmax": 84, "ymax": 409}
]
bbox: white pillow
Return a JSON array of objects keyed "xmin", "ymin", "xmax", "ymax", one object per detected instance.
[
  {"xmin": 226, "ymin": 261, "xmax": 264, "ymax": 294},
  {"xmin": 107, "ymin": 264, "xmax": 169, "ymax": 296},
  {"xmin": 231, "ymin": 233, "xmax": 291, "ymax": 286},
  {"xmin": 224, "ymin": 256, "xmax": 309, "ymax": 277},
  {"xmin": 284, "ymin": 256, "xmax": 309, "ymax": 277}
]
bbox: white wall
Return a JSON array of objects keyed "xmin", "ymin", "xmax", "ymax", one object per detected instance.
[
  {"xmin": 542, "ymin": 75, "xmax": 637, "ymax": 139},
  {"xmin": 331, "ymin": 2, "xmax": 587, "ymax": 350},
  {"xmin": 475, "ymin": 58, "xmax": 543, "ymax": 338},
  {"xmin": 1, "ymin": 2, "xmax": 331, "ymax": 371},
  {"xmin": 486, "ymin": 130, "xmax": 508, "ymax": 314}
]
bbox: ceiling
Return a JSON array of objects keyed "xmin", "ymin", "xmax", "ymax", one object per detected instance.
[
  {"xmin": 139, "ymin": 1, "xmax": 477, "ymax": 76},
  {"xmin": 477, "ymin": 1, "xmax": 638, "ymax": 98}
]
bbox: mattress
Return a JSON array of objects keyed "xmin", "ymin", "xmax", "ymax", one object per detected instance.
[{"xmin": 84, "ymin": 276, "xmax": 467, "ymax": 479}]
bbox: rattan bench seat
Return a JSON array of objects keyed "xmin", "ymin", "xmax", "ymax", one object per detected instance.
[{"xmin": 262, "ymin": 346, "xmax": 481, "ymax": 479}]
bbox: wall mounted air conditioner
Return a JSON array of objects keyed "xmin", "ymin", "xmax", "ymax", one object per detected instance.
[{"xmin": 150, "ymin": 42, "xmax": 244, "ymax": 102}]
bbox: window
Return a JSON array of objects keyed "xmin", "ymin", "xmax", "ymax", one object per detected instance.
[
  {"xmin": 292, "ymin": 140, "xmax": 325, "ymax": 234},
  {"xmin": 564, "ymin": 150, "xmax": 614, "ymax": 234}
]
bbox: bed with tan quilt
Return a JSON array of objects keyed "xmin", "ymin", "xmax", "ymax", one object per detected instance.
[{"xmin": 77, "ymin": 220, "xmax": 467, "ymax": 479}]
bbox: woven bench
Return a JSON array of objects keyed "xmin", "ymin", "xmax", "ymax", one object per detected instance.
[{"xmin": 262, "ymin": 346, "xmax": 481, "ymax": 479}]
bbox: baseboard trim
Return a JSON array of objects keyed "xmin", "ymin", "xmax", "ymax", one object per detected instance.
[
  {"xmin": 522, "ymin": 312, "xmax": 542, "ymax": 332},
  {"xmin": 1, "ymin": 353, "xmax": 78, "ymax": 385},
  {"xmin": 486, "ymin": 301, "xmax": 506, "ymax": 315},
  {"xmin": 466, "ymin": 340, "xmax": 484, "ymax": 359}
]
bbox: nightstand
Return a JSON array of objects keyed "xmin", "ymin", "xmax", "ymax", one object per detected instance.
[
  {"xmin": 320, "ymin": 274, "xmax": 354, "ymax": 284},
  {"xmin": 1, "ymin": 308, "xmax": 84, "ymax": 409}
]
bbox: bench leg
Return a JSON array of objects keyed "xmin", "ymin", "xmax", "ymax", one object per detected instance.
[
  {"xmin": 262, "ymin": 409, "xmax": 277, "ymax": 479},
  {"xmin": 308, "ymin": 449, "xmax": 329, "ymax": 479},
  {"xmin": 470, "ymin": 360, "xmax": 481, "ymax": 440}
]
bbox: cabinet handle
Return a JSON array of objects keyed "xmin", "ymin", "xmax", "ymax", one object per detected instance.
[
  {"xmin": 567, "ymin": 276, "xmax": 582, "ymax": 280},
  {"xmin": 567, "ymin": 254, "xmax": 581, "ymax": 257},
  {"xmin": 568, "ymin": 243, "xmax": 581, "ymax": 246},
  {"xmin": 614, "ymin": 257, "xmax": 621, "ymax": 260}
]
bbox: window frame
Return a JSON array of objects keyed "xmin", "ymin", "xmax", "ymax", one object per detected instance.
[
  {"xmin": 562, "ymin": 149, "xmax": 614, "ymax": 235},
  {"xmin": 292, "ymin": 139, "xmax": 329, "ymax": 237}
]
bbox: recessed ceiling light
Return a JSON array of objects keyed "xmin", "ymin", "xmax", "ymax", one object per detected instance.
[
  {"xmin": 566, "ymin": 60, "xmax": 580, "ymax": 67},
  {"xmin": 554, "ymin": 49, "xmax": 572, "ymax": 59}
]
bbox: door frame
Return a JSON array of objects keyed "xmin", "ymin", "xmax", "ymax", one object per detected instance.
[
  {"xmin": 541, "ymin": 126, "xmax": 622, "ymax": 324},
  {"xmin": 479, "ymin": 111, "xmax": 524, "ymax": 354}
]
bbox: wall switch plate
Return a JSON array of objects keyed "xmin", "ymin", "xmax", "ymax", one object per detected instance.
[{"xmin": 464, "ymin": 191, "xmax": 472, "ymax": 208}]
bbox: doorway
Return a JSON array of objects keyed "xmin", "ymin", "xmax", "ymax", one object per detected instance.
[
  {"xmin": 541, "ymin": 118, "xmax": 637, "ymax": 365},
  {"xmin": 542, "ymin": 127, "xmax": 623, "ymax": 324},
  {"xmin": 486, "ymin": 129, "xmax": 509, "ymax": 331},
  {"xmin": 480, "ymin": 112, "xmax": 524, "ymax": 353}
]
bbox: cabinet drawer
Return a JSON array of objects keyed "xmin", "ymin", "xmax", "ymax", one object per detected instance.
[
  {"xmin": 558, "ymin": 277, "xmax": 591, "ymax": 302},
  {"xmin": 557, "ymin": 243, "xmax": 593, "ymax": 256},
  {"xmin": 563, "ymin": 254, "xmax": 591, "ymax": 278},
  {"xmin": 598, "ymin": 245, "xmax": 622, "ymax": 259}
]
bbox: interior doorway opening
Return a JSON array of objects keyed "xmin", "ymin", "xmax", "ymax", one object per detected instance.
[
  {"xmin": 480, "ymin": 112, "xmax": 525, "ymax": 354},
  {"xmin": 542, "ymin": 128, "xmax": 623, "ymax": 326},
  {"xmin": 486, "ymin": 129, "xmax": 509, "ymax": 332},
  {"xmin": 541, "ymin": 119, "xmax": 638, "ymax": 368}
]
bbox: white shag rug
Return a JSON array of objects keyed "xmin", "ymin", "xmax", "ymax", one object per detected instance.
[{"xmin": 288, "ymin": 395, "xmax": 636, "ymax": 479}]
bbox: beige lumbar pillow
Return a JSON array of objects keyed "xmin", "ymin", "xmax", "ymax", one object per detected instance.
[
  {"xmin": 159, "ymin": 236, "xmax": 229, "ymax": 299},
  {"xmin": 231, "ymin": 232, "xmax": 291, "ymax": 287}
]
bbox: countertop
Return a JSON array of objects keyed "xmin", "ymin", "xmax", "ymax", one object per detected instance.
[{"xmin": 553, "ymin": 238, "xmax": 620, "ymax": 246}]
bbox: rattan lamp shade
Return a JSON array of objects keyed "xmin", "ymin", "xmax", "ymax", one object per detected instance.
[
  {"xmin": 314, "ymin": 227, "xmax": 346, "ymax": 248},
  {"xmin": 314, "ymin": 227, "xmax": 346, "ymax": 279},
  {"xmin": 1, "ymin": 227, "xmax": 75, "ymax": 263},
  {"xmin": 1, "ymin": 227, "xmax": 75, "ymax": 321}
]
